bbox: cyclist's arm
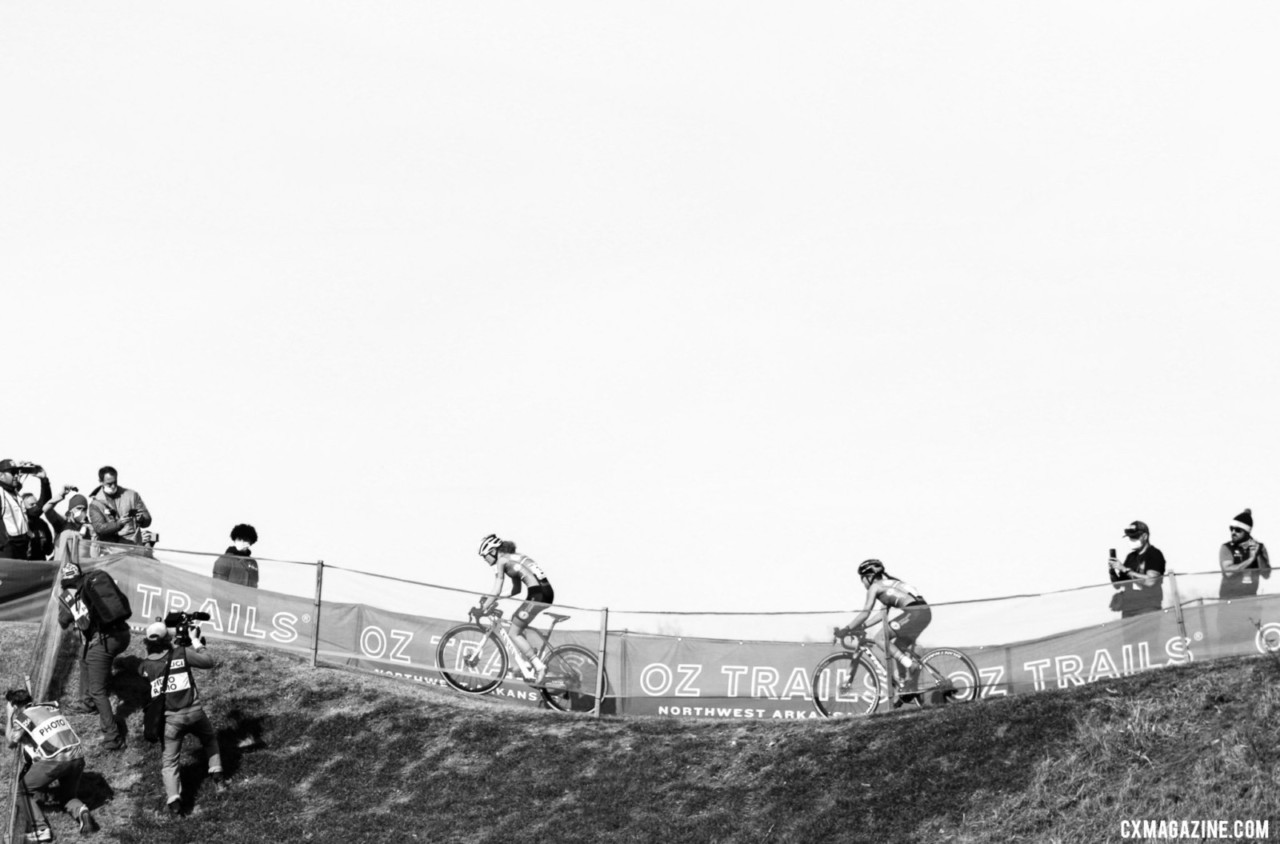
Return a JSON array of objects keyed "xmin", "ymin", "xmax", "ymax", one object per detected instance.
[
  {"xmin": 478, "ymin": 566, "xmax": 507, "ymax": 612},
  {"xmin": 845, "ymin": 584, "xmax": 884, "ymax": 631}
]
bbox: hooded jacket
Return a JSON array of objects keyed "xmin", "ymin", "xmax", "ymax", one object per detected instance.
[{"xmin": 212, "ymin": 546, "xmax": 259, "ymax": 588}]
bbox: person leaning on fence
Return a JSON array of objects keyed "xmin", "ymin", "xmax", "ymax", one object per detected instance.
[
  {"xmin": 1219, "ymin": 508, "xmax": 1270, "ymax": 600},
  {"xmin": 50, "ymin": 493, "xmax": 95, "ymax": 563},
  {"xmin": 56, "ymin": 562, "xmax": 131, "ymax": 751},
  {"xmin": 138, "ymin": 620, "xmax": 225, "ymax": 817},
  {"xmin": 212, "ymin": 523, "xmax": 260, "ymax": 588},
  {"xmin": 88, "ymin": 465, "xmax": 152, "ymax": 547},
  {"xmin": 1109, "ymin": 520, "xmax": 1167, "ymax": 618},
  {"xmin": 6, "ymin": 688, "xmax": 101, "ymax": 840}
]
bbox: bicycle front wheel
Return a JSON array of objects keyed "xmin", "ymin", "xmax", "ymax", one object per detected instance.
[
  {"xmin": 918, "ymin": 648, "xmax": 981, "ymax": 704},
  {"xmin": 539, "ymin": 645, "xmax": 607, "ymax": 714},
  {"xmin": 811, "ymin": 652, "xmax": 883, "ymax": 718},
  {"xmin": 435, "ymin": 624, "xmax": 508, "ymax": 695}
]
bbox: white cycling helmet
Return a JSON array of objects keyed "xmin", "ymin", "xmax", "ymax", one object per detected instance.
[{"xmin": 478, "ymin": 534, "xmax": 502, "ymax": 565}]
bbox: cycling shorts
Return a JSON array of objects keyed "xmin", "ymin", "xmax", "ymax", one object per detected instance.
[
  {"xmin": 888, "ymin": 602, "xmax": 931, "ymax": 648},
  {"xmin": 514, "ymin": 582, "xmax": 554, "ymax": 629}
]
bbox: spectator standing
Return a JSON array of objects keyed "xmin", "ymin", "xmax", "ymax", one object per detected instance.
[
  {"xmin": 1219, "ymin": 508, "xmax": 1270, "ymax": 600},
  {"xmin": 50, "ymin": 494, "xmax": 94, "ymax": 564},
  {"xmin": 1108, "ymin": 520, "xmax": 1167, "ymax": 618},
  {"xmin": 138, "ymin": 620, "xmax": 225, "ymax": 817},
  {"xmin": 212, "ymin": 524, "xmax": 260, "ymax": 588},
  {"xmin": 0, "ymin": 459, "xmax": 33, "ymax": 559},
  {"xmin": 56, "ymin": 563, "xmax": 130, "ymax": 751},
  {"xmin": 20, "ymin": 468, "xmax": 61, "ymax": 561},
  {"xmin": 89, "ymin": 466, "xmax": 151, "ymax": 546},
  {"xmin": 5, "ymin": 689, "xmax": 101, "ymax": 838}
]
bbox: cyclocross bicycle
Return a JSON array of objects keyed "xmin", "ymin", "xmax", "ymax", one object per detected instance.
[
  {"xmin": 435, "ymin": 604, "xmax": 608, "ymax": 713},
  {"xmin": 810, "ymin": 620, "xmax": 981, "ymax": 718}
]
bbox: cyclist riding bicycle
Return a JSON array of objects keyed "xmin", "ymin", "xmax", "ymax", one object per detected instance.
[
  {"xmin": 837, "ymin": 559, "xmax": 933, "ymax": 703},
  {"xmin": 477, "ymin": 534, "xmax": 556, "ymax": 684}
]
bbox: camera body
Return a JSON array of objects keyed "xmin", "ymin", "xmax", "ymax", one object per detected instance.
[
  {"xmin": 163, "ymin": 611, "xmax": 211, "ymax": 647},
  {"xmin": 16, "ymin": 464, "xmax": 42, "ymax": 474}
]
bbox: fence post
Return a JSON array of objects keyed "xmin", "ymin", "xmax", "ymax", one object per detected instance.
[
  {"xmin": 1167, "ymin": 570, "xmax": 1189, "ymax": 644},
  {"xmin": 593, "ymin": 608, "xmax": 609, "ymax": 718},
  {"xmin": 883, "ymin": 617, "xmax": 895, "ymax": 708},
  {"xmin": 310, "ymin": 560, "xmax": 324, "ymax": 669}
]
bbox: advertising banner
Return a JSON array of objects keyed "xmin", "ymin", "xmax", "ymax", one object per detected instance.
[
  {"xmin": 0, "ymin": 559, "xmax": 60, "ymax": 622},
  {"xmin": 91, "ymin": 552, "xmax": 1280, "ymax": 721}
]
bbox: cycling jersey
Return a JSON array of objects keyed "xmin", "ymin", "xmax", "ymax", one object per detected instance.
[
  {"xmin": 874, "ymin": 578, "xmax": 926, "ymax": 610},
  {"xmin": 494, "ymin": 553, "xmax": 550, "ymax": 597}
]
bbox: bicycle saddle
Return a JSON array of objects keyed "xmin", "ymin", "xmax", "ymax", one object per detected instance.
[{"xmin": 545, "ymin": 612, "xmax": 571, "ymax": 623}]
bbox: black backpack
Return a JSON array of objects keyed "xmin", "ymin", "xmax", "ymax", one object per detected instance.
[{"xmin": 80, "ymin": 569, "xmax": 132, "ymax": 626}]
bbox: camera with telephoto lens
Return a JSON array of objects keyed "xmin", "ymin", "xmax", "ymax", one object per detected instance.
[
  {"xmin": 164, "ymin": 611, "xmax": 212, "ymax": 647},
  {"xmin": 16, "ymin": 463, "xmax": 42, "ymax": 474}
]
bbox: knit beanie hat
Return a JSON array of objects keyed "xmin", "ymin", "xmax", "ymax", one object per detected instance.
[
  {"xmin": 67, "ymin": 494, "xmax": 88, "ymax": 512},
  {"xmin": 1230, "ymin": 508, "xmax": 1253, "ymax": 535}
]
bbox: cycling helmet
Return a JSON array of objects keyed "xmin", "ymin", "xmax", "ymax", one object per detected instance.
[
  {"xmin": 857, "ymin": 559, "xmax": 885, "ymax": 579},
  {"xmin": 478, "ymin": 534, "xmax": 503, "ymax": 565}
]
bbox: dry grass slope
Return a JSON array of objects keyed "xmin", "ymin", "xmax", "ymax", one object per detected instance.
[{"xmin": 2, "ymin": 623, "xmax": 1278, "ymax": 844}]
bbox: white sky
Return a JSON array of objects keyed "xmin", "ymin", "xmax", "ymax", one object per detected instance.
[{"xmin": 4, "ymin": 3, "xmax": 1279, "ymax": 621}]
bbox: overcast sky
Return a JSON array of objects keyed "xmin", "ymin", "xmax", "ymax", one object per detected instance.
[{"xmin": 4, "ymin": 2, "xmax": 1278, "ymax": 625}]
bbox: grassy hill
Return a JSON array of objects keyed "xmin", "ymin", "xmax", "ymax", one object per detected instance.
[{"xmin": 3, "ymin": 623, "xmax": 1279, "ymax": 843}]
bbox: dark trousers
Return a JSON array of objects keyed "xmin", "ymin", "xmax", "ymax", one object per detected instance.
[
  {"xmin": 80, "ymin": 627, "xmax": 131, "ymax": 741},
  {"xmin": 0, "ymin": 537, "xmax": 31, "ymax": 559},
  {"xmin": 19, "ymin": 755, "xmax": 87, "ymax": 829}
]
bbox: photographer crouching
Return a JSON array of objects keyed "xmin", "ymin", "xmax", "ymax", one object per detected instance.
[
  {"xmin": 137, "ymin": 613, "xmax": 225, "ymax": 817},
  {"xmin": 6, "ymin": 688, "xmax": 101, "ymax": 838}
]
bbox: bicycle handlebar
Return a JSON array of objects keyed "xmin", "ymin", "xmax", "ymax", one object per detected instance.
[{"xmin": 469, "ymin": 604, "xmax": 504, "ymax": 623}]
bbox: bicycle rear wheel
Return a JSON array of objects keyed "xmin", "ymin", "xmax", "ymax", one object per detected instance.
[
  {"xmin": 811, "ymin": 652, "xmax": 883, "ymax": 718},
  {"xmin": 539, "ymin": 645, "xmax": 607, "ymax": 713},
  {"xmin": 435, "ymin": 624, "xmax": 507, "ymax": 694},
  {"xmin": 918, "ymin": 648, "xmax": 980, "ymax": 704}
]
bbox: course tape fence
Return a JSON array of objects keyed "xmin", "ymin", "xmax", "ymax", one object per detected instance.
[
  {"xmin": 5, "ymin": 544, "xmax": 1279, "ymax": 840},
  {"xmin": 62, "ymin": 547, "xmax": 1280, "ymax": 718}
]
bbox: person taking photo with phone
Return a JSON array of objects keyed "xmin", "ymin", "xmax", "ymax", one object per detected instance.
[{"xmin": 88, "ymin": 465, "xmax": 152, "ymax": 548}]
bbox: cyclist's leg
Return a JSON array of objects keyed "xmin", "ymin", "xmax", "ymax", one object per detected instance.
[
  {"xmin": 887, "ymin": 605, "xmax": 932, "ymax": 695},
  {"xmin": 512, "ymin": 584, "xmax": 554, "ymax": 675}
]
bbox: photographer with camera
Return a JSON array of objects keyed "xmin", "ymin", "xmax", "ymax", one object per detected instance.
[
  {"xmin": 6, "ymin": 688, "xmax": 101, "ymax": 839},
  {"xmin": 19, "ymin": 467, "xmax": 73, "ymax": 561},
  {"xmin": 0, "ymin": 458, "xmax": 38, "ymax": 559},
  {"xmin": 57, "ymin": 562, "xmax": 132, "ymax": 751},
  {"xmin": 138, "ymin": 613, "xmax": 225, "ymax": 817},
  {"xmin": 88, "ymin": 465, "xmax": 152, "ymax": 548}
]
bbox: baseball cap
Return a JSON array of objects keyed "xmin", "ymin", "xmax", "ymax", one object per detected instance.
[
  {"xmin": 145, "ymin": 622, "xmax": 172, "ymax": 641},
  {"xmin": 0, "ymin": 459, "xmax": 16, "ymax": 473},
  {"xmin": 1122, "ymin": 521, "xmax": 1149, "ymax": 538}
]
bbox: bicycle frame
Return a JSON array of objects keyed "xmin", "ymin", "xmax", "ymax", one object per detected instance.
[
  {"xmin": 811, "ymin": 614, "xmax": 979, "ymax": 718},
  {"xmin": 480, "ymin": 610, "xmax": 564, "ymax": 674},
  {"xmin": 437, "ymin": 604, "xmax": 608, "ymax": 715}
]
